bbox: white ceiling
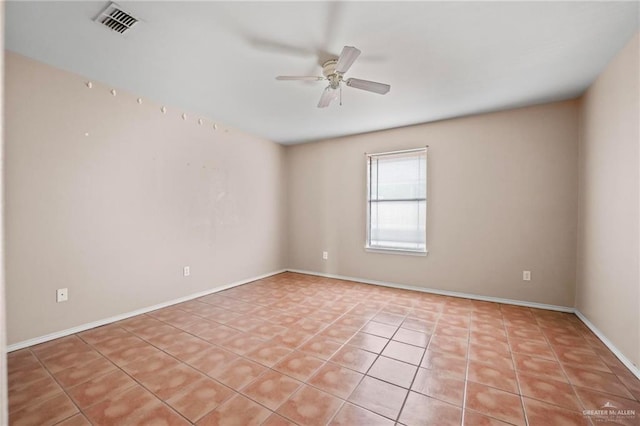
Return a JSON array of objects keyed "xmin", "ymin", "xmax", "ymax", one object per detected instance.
[{"xmin": 5, "ymin": 1, "xmax": 639, "ymax": 144}]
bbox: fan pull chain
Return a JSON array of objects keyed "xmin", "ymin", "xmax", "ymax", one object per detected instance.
[{"xmin": 340, "ymin": 84, "xmax": 343, "ymax": 106}]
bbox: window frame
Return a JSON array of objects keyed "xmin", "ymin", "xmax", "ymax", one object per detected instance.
[{"xmin": 365, "ymin": 147, "xmax": 428, "ymax": 255}]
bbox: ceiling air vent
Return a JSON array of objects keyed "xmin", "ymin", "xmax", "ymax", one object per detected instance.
[{"xmin": 94, "ymin": 2, "xmax": 138, "ymax": 34}]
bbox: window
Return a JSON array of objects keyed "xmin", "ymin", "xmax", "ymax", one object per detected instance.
[{"xmin": 366, "ymin": 147, "xmax": 427, "ymax": 253}]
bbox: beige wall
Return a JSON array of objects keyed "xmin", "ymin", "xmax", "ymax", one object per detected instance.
[
  {"xmin": 1, "ymin": 3, "xmax": 8, "ymax": 424},
  {"xmin": 576, "ymin": 33, "xmax": 640, "ymax": 368},
  {"xmin": 4, "ymin": 52, "xmax": 288, "ymax": 345},
  {"xmin": 287, "ymin": 101, "xmax": 579, "ymax": 307}
]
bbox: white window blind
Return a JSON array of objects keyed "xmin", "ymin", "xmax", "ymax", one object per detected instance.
[{"xmin": 366, "ymin": 148, "xmax": 427, "ymax": 253}]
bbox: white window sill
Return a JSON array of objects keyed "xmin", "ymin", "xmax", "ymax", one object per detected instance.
[{"xmin": 365, "ymin": 247, "xmax": 428, "ymax": 256}]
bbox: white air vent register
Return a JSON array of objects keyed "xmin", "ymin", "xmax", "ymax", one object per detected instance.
[{"xmin": 94, "ymin": 2, "xmax": 138, "ymax": 34}]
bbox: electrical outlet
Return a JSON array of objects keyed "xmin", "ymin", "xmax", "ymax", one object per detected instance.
[
  {"xmin": 56, "ymin": 288, "xmax": 68, "ymax": 303},
  {"xmin": 523, "ymin": 271, "xmax": 531, "ymax": 281},
  {"xmin": 322, "ymin": 251, "xmax": 328, "ymax": 260},
  {"xmin": 183, "ymin": 266, "xmax": 190, "ymax": 277}
]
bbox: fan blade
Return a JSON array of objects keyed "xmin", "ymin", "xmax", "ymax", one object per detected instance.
[
  {"xmin": 276, "ymin": 76, "xmax": 324, "ymax": 81},
  {"xmin": 317, "ymin": 86, "xmax": 338, "ymax": 108},
  {"xmin": 335, "ymin": 46, "xmax": 361, "ymax": 74},
  {"xmin": 346, "ymin": 78, "xmax": 390, "ymax": 94}
]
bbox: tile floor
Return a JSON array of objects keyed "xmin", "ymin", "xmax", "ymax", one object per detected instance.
[{"xmin": 7, "ymin": 272, "xmax": 640, "ymax": 425}]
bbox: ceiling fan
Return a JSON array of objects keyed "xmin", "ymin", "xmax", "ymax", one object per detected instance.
[{"xmin": 276, "ymin": 46, "xmax": 390, "ymax": 108}]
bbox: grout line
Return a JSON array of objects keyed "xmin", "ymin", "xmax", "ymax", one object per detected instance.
[
  {"xmin": 460, "ymin": 310, "xmax": 472, "ymax": 426},
  {"xmin": 393, "ymin": 306, "xmax": 438, "ymax": 424},
  {"xmin": 466, "ymin": 307, "xmax": 537, "ymax": 425},
  {"xmin": 324, "ymin": 399, "xmax": 347, "ymax": 426},
  {"xmin": 535, "ymin": 313, "xmax": 593, "ymax": 416},
  {"xmin": 217, "ymin": 293, "xmax": 383, "ymax": 422},
  {"xmin": 254, "ymin": 296, "xmax": 388, "ymax": 424},
  {"xmin": 79, "ymin": 333, "xmax": 195, "ymax": 424},
  {"xmin": 23, "ymin": 348, "xmax": 83, "ymax": 425},
  {"xmin": 75, "ymin": 314, "xmax": 276, "ymax": 423},
  {"xmin": 341, "ymin": 325, "xmax": 399, "ymax": 423},
  {"xmin": 504, "ymin": 307, "xmax": 530, "ymax": 426}
]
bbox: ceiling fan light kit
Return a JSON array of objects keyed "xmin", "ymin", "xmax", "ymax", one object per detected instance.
[{"xmin": 276, "ymin": 45, "xmax": 391, "ymax": 108}]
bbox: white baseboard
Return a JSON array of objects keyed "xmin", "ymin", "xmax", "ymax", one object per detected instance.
[
  {"xmin": 574, "ymin": 310, "xmax": 640, "ymax": 380},
  {"xmin": 10, "ymin": 267, "xmax": 639, "ymax": 382},
  {"xmin": 7, "ymin": 269, "xmax": 286, "ymax": 352},
  {"xmin": 287, "ymin": 269, "xmax": 574, "ymax": 313},
  {"xmin": 288, "ymin": 269, "xmax": 640, "ymax": 380}
]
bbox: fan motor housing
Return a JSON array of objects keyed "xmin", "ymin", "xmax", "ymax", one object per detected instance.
[
  {"xmin": 322, "ymin": 60, "xmax": 342, "ymax": 89},
  {"xmin": 322, "ymin": 60, "xmax": 338, "ymax": 78}
]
